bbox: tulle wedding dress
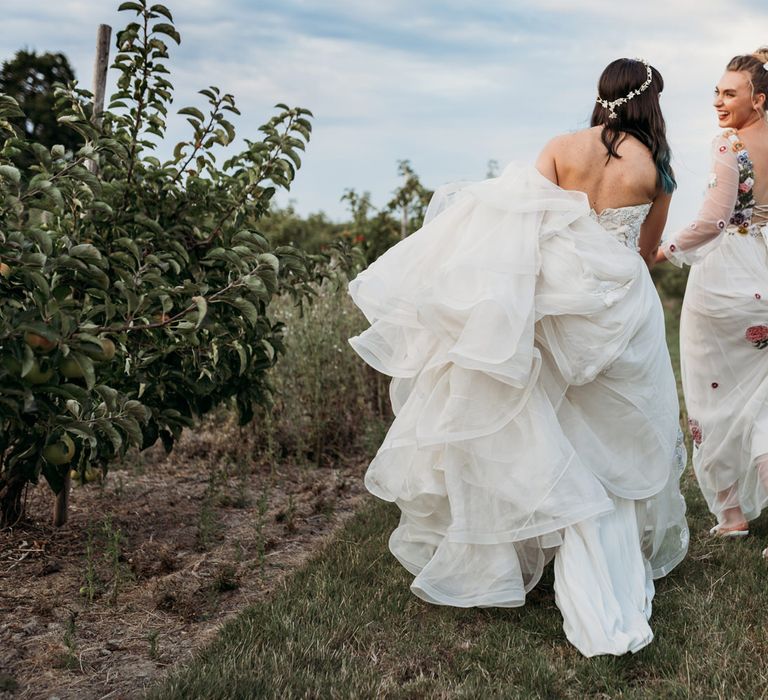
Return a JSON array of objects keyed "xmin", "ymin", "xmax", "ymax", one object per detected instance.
[
  {"xmin": 349, "ymin": 164, "xmax": 689, "ymax": 656},
  {"xmin": 662, "ymin": 129, "xmax": 768, "ymax": 526}
]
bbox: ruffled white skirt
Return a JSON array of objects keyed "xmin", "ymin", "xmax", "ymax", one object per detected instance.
[
  {"xmin": 681, "ymin": 232, "xmax": 768, "ymax": 523},
  {"xmin": 348, "ymin": 165, "xmax": 688, "ymax": 656}
]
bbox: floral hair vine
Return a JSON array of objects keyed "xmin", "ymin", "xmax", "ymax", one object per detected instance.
[{"xmin": 596, "ymin": 58, "xmax": 653, "ymax": 119}]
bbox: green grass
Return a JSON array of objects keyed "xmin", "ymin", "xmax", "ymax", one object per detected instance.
[{"xmin": 149, "ymin": 300, "xmax": 768, "ymax": 699}]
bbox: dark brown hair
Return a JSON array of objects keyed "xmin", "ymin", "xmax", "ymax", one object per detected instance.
[
  {"xmin": 591, "ymin": 58, "xmax": 675, "ymax": 193},
  {"xmin": 726, "ymin": 47, "xmax": 768, "ymax": 113}
]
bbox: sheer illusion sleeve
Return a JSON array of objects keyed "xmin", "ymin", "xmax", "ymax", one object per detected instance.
[{"xmin": 661, "ymin": 135, "xmax": 740, "ymax": 266}]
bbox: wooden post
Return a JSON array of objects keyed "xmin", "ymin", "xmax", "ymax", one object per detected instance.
[
  {"xmin": 92, "ymin": 24, "xmax": 111, "ymax": 125},
  {"xmin": 53, "ymin": 24, "xmax": 111, "ymax": 528},
  {"xmin": 85, "ymin": 24, "xmax": 112, "ymax": 174}
]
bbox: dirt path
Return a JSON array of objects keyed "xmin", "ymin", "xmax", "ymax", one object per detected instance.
[{"xmin": 0, "ymin": 412, "xmax": 369, "ymax": 699}]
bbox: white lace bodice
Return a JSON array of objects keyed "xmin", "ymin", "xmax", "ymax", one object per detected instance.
[{"xmin": 590, "ymin": 203, "xmax": 652, "ymax": 252}]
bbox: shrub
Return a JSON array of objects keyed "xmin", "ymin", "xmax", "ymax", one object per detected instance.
[{"xmin": 0, "ymin": 0, "xmax": 339, "ymax": 526}]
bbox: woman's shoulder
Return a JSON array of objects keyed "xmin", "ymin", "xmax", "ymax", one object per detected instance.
[
  {"xmin": 541, "ymin": 128, "xmax": 600, "ymax": 155},
  {"xmin": 714, "ymin": 128, "xmax": 741, "ymax": 144},
  {"xmin": 711, "ymin": 129, "xmax": 743, "ymax": 156},
  {"xmin": 556, "ymin": 126, "xmax": 601, "ymax": 143}
]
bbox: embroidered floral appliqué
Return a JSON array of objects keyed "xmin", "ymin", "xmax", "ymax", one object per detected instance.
[
  {"xmin": 746, "ymin": 324, "xmax": 768, "ymax": 349},
  {"xmin": 723, "ymin": 130, "xmax": 758, "ymax": 236},
  {"xmin": 688, "ymin": 418, "xmax": 703, "ymax": 447}
]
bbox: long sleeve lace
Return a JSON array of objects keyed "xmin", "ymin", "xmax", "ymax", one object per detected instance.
[{"xmin": 661, "ymin": 135, "xmax": 740, "ymax": 266}]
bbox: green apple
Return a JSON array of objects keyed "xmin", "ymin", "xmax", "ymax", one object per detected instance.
[
  {"xmin": 84, "ymin": 338, "xmax": 116, "ymax": 362},
  {"xmin": 42, "ymin": 434, "xmax": 76, "ymax": 465},
  {"xmin": 24, "ymin": 359, "xmax": 54, "ymax": 384},
  {"xmin": 60, "ymin": 357, "xmax": 84, "ymax": 379}
]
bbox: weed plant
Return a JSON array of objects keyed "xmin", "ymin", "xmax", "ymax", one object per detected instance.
[{"xmin": 257, "ymin": 284, "xmax": 390, "ymax": 468}]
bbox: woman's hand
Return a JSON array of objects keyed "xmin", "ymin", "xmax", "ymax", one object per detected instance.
[
  {"xmin": 638, "ymin": 191, "xmax": 672, "ymax": 264},
  {"xmin": 653, "ymin": 247, "xmax": 668, "ymax": 265}
]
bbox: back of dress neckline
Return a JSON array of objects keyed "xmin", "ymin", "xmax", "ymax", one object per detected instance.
[{"xmin": 591, "ymin": 202, "xmax": 652, "ymax": 218}]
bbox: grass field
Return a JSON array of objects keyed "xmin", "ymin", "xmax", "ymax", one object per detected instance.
[{"xmin": 149, "ymin": 300, "xmax": 768, "ymax": 700}]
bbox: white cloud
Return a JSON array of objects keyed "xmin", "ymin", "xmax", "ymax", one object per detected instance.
[{"xmin": 2, "ymin": 0, "xmax": 768, "ymax": 231}]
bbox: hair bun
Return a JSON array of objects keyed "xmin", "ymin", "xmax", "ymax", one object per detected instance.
[
  {"xmin": 752, "ymin": 46, "xmax": 768, "ymax": 64},
  {"xmin": 726, "ymin": 50, "xmax": 768, "ymax": 108}
]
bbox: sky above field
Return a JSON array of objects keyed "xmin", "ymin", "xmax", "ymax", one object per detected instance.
[{"xmin": 2, "ymin": 0, "xmax": 768, "ymax": 232}]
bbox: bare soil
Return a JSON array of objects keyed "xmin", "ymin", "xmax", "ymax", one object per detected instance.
[{"xmin": 0, "ymin": 412, "xmax": 369, "ymax": 699}]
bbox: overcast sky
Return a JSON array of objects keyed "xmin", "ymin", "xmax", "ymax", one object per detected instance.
[{"xmin": 3, "ymin": 1, "xmax": 768, "ymax": 232}]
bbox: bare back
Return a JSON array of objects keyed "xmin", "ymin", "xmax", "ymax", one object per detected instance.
[{"xmin": 536, "ymin": 126, "xmax": 672, "ymax": 265}]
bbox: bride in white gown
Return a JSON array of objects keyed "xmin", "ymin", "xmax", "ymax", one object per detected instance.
[{"xmin": 348, "ymin": 58, "xmax": 689, "ymax": 657}]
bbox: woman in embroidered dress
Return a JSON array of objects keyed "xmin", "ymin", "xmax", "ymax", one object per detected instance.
[
  {"xmin": 349, "ymin": 59, "xmax": 688, "ymax": 657},
  {"xmin": 658, "ymin": 48, "xmax": 768, "ymax": 550}
]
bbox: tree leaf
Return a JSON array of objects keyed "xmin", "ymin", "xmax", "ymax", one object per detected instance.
[
  {"xmin": 230, "ymin": 297, "xmax": 260, "ymax": 326},
  {"xmin": 152, "ymin": 22, "xmax": 181, "ymax": 44},
  {"xmin": 98, "ymin": 420, "xmax": 124, "ymax": 454},
  {"xmin": 70, "ymin": 352, "xmax": 97, "ymax": 390},
  {"xmin": 118, "ymin": 1, "xmax": 145, "ymax": 12},
  {"xmin": 150, "ymin": 3, "xmax": 174, "ymax": 20},
  {"xmin": 232, "ymin": 341, "xmax": 248, "ymax": 375},
  {"xmin": 191, "ymin": 295, "xmax": 207, "ymax": 328},
  {"xmin": 115, "ymin": 416, "xmax": 143, "ymax": 446},
  {"xmin": 0, "ymin": 165, "xmax": 21, "ymax": 183},
  {"xmin": 41, "ymin": 462, "xmax": 66, "ymax": 495},
  {"xmin": 69, "ymin": 243, "xmax": 103, "ymax": 265},
  {"xmin": 178, "ymin": 106, "xmax": 205, "ymax": 122}
]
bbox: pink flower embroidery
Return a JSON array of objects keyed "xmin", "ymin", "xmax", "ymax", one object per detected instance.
[
  {"xmin": 739, "ymin": 182, "xmax": 751, "ymax": 193},
  {"xmin": 688, "ymin": 418, "xmax": 703, "ymax": 447},
  {"xmin": 746, "ymin": 324, "xmax": 768, "ymax": 348},
  {"xmin": 717, "ymin": 220, "xmax": 726, "ymax": 230},
  {"xmin": 719, "ymin": 145, "xmax": 727, "ymax": 153}
]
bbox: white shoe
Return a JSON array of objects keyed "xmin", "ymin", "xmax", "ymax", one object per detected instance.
[{"xmin": 709, "ymin": 522, "xmax": 749, "ymax": 538}]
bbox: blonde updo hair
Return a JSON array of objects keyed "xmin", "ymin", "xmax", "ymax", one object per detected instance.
[{"xmin": 726, "ymin": 46, "xmax": 768, "ymax": 115}]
